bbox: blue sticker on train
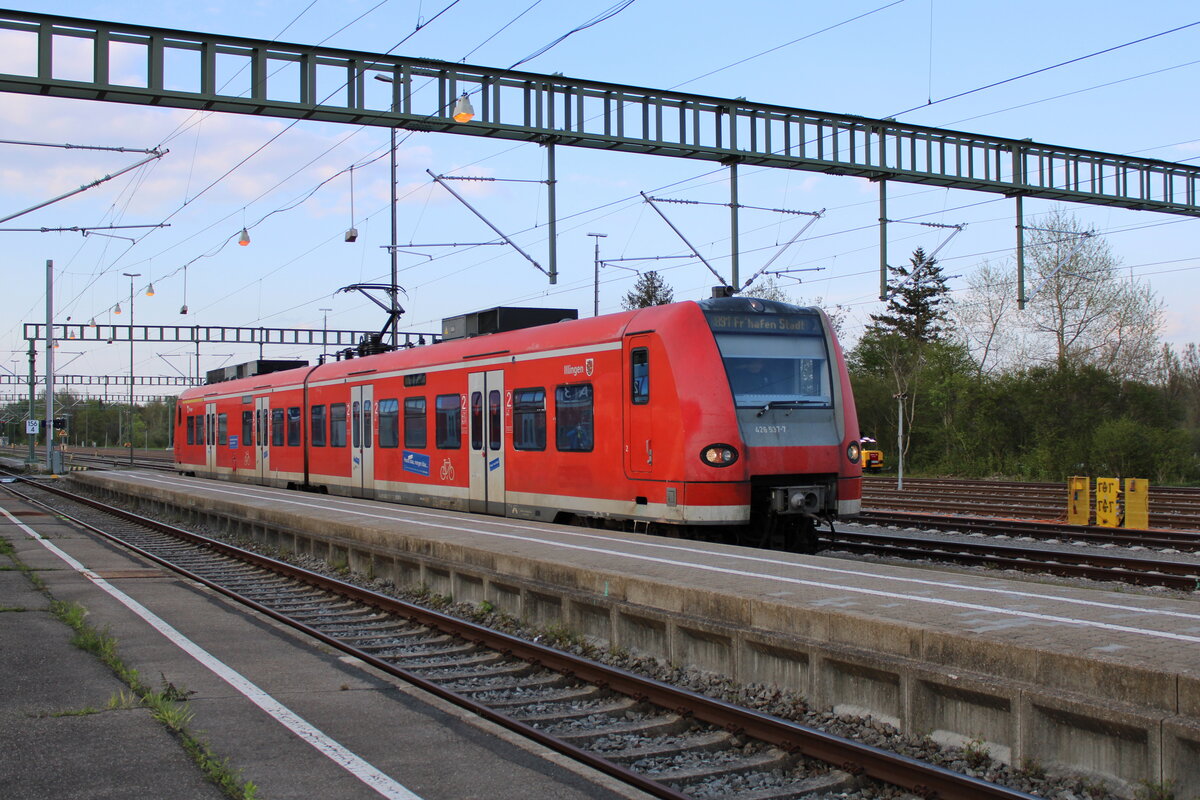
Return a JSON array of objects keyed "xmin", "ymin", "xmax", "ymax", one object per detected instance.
[
  {"xmin": 403, "ymin": 451, "xmax": 431, "ymax": 476},
  {"xmin": 489, "ymin": 457, "xmax": 500, "ymax": 472},
  {"xmin": 228, "ymin": 435, "xmax": 238, "ymax": 449}
]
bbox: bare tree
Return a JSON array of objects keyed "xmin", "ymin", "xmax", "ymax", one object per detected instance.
[
  {"xmin": 952, "ymin": 258, "xmax": 1024, "ymax": 376},
  {"xmin": 1022, "ymin": 210, "xmax": 1164, "ymax": 380}
]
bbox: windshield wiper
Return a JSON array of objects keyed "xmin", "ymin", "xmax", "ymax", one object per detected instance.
[{"xmin": 755, "ymin": 399, "xmax": 825, "ymax": 417}]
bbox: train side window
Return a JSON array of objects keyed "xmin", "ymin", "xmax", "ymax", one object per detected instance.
[
  {"xmin": 311, "ymin": 405, "xmax": 326, "ymax": 447},
  {"xmin": 196, "ymin": 416, "xmax": 204, "ymax": 446},
  {"xmin": 488, "ymin": 390, "xmax": 502, "ymax": 451},
  {"xmin": 218, "ymin": 413, "xmax": 228, "ymax": 446},
  {"xmin": 207, "ymin": 413, "xmax": 214, "ymax": 445},
  {"xmin": 470, "ymin": 392, "xmax": 483, "ymax": 451},
  {"xmin": 513, "ymin": 388, "xmax": 546, "ymax": 451},
  {"xmin": 242, "ymin": 410, "xmax": 253, "ymax": 446},
  {"xmin": 363, "ymin": 400, "xmax": 372, "ymax": 448},
  {"xmin": 404, "ymin": 398, "xmax": 427, "ymax": 448},
  {"xmin": 271, "ymin": 409, "xmax": 285, "ymax": 447},
  {"xmin": 377, "ymin": 399, "xmax": 399, "ymax": 448},
  {"xmin": 330, "ymin": 403, "xmax": 347, "ymax": 447},
  {"xmin": 287, "ymin": 407, "xmax": 301, "ymax": 446},
  {"xmin": 186, "ymin": 415, "xmax": 195, "ymax": 445},
  {"xmin": 555, "ymin": 383, "xmax": 594, "ymax": 452},
  {"xmin": 631, "ymin": 348, "xmax": 649, "ymax": 404},
  {"xmin": 256, "ymin": 409, "xmax": 265, "ymax": 446},
  {"xmin": 435, "ymin": 395, "xmax": 461, "ymax": 449},
  {"xmin": 352, "ymin": 401, "xmax": 360, "ymax": 448}
]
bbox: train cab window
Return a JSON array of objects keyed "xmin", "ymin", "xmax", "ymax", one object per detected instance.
[
  {"xmin": 311, "ymin": 405, "xmax": 326, "ymax": 447},
  {"xmin": 709, "ymin": 317, "xmax": 832, "ymax": 409},
  {"xmin": 242, "ymin": 410, "xmax": 253, "ymax": 447},
  {"xmin": 377, "ymin": 398, "xmax": 399, "ymax": 448},
  {"xmin": 271, "ymin": 409, "xmax": 285, "ymax": 446},
  {"xmin": 470, "ymin": 392, "xmax": 483, "ymax": 451},
  {"xmin": 217, "ymin": 413, "xmax": 228, "ymax": 446},
  {"xmin": 435, "ymin": 395, "xmax": 461, "ymax": 449},
  {"xmin": 404, "ymin": 398, "xmax": 427, "ymax": 448},
  {"xmin": 330, "ymin": 403, "xmax": 347, "ymax": 447},
  {"xmin": 488, "ymin": 390, "xmax": 502, "ymax": 451},
  {"xmin": 555, "ymin": 383, "xmax": 594, "ymax": 452},
  {"xmin": 186, "ymin": 415, "xmax": 195, "ymax": 445},
  {"xmin": 513, "ymin": 388, "xmax": 546, "ymax": 451},
  {"xmin": 287, "ymin": 407, "xmax": 301, "ymax": 446},
  {"xmin": 363, "ymin": 400, "xmax": 372, "ymax": 448},
  {"xmin": 631, "ymin": 348, "xmax": 649, "ymax": 404}
]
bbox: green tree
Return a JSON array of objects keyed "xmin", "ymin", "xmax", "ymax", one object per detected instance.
[
  {"xmin": 621, "ymin": 271, "xmax": 675, "ymax": 309},
  {"xmin": 869, "ymin": 247, "xmax": 951, "ymax": 343}
]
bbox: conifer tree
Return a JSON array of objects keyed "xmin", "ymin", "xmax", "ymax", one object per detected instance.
[{"xmin": 621, "ymin": 271, "xmax": 675, "ymax": 309}]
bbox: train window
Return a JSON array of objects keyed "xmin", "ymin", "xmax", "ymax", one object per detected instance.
[
  {"xmin": 555, "ymin": 383, "xmax": 594, "ymax": 452},
  {"xmin": 330, "ymin": 403, "xmax": 347, "ymax": 447},
  {"xmin": 207, "ymin": 413, "xmax": 214, "ymax": 445},
  {"xmin": 256, "ymin": 409, "xmax": 265, "ymax": 446},
  {"xmin": 352, "ymin": 401, "xmax": 360, "ymax": 449},
  {"xmin": 435, "ymin": 395, "xmax": 461, "ymax": 449},
  {"xmin": 218, "ymin": 413, "xmax": 229, "ymax": 446},
  {"xmin": 186, "ymin": 415, "xmax": 195, "ymax": 445},
  {"xmin": 403, "ymin": 373, "xmax": 426, "ymax": 387},
  {"xmin": 272, "ymin": 409, "xmax": 285, "ymax": 447},
  {"xmin": 287, "ymin": 407, "xmax": 301, "ymax": 446},
  {"xmin": 470, "ymin": 392, "xmax": 483, "ymax": 451},
  {"xmin": 363, "ymin": 400, "xmax": 372, "ymax": 448},
  {"xmin": 513, "ymin": 388, "xmax": 546, "ymax": 451},
  {"xmin": 716, "ymin": 331, "xmax": 832, "ymax": 409},
  {"xmin": 488, "ymin": 390, "xmax": 502, "ymax": 451},
  {"xmin": 196, "ymin": 416, "xmax": 204, "ymax": 446},
  {"xmin": 631, "ymin": 348, "xmax": 649, "ymax": 404},
  {"xmin": 176, "ymin": 406, "xmax": 182, "ymax": 425},
  {"xmin": 377, "ymin": 399, "xmax": 399, "ymax": 448},
  {"xmin": 242, "ymin": 410, "xmax": 253, "ymax": 446},
  {"xmin": 311, "ymin": 405, "xmax": 326, "ymax": 447},
  {"xmin": 404, "ymin": 398, "xmax": 427, "ymax": 448}
]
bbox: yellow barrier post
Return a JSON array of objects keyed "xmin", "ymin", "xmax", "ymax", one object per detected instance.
[
  {"xmin": 1067, "ymin": 476, "xmax": 1090, "ymax": 525},
  {"xmin": 1096, "ymin": 478, "xmax": 1121, "ymax": 527},
  {"xmin": 1124, "ymin": 478, "xmax": 1149, "ymax": 529}
]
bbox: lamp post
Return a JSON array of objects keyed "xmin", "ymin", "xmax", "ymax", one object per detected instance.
[
  {"xmin": 587, "ymin": 233, "xmax": 607, "ymax": 317},
  {"xmin": 122, "ymin": 272, "xmax": 140, "ymax": 465}
]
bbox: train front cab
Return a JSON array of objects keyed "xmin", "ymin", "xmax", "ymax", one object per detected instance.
[{"xmin": 694, "ymin": 297, "xmax": 862, "ymax": 550}]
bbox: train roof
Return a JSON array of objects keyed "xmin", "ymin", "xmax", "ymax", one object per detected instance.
[{"xmin": 178, "ymin": 298, "xmax": 826, "ymax": 403}]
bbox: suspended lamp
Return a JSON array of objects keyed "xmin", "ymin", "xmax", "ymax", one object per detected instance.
[
  {"xmin": 238, "ymin": 228, "xmax": 251, "ymax": 246},
  {"xmin": 88, "ymin": 317, "xmax": 96, "ymax": 328},
  {"xmin": 146, "ymin": 282, "xmax": 155, "ymax": 297},
  {"xmin": 114, "ymin": 302, "xmax": 122, "ymax": 315},
  {"xmin": 452, "ymin": 92, "xmax": 475, "ymax": 123}
]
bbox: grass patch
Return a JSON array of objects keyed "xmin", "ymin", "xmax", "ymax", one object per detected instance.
[{"xmin": 0, "ymin": 605, "xmax": 28, "ymax": 612}]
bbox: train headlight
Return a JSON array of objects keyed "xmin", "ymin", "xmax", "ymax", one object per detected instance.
[
  {"xmin": 847, "ymin": 441, "xmax": 862, "ymax": 464},
  {"xmin": 701, "ymin": 444, "xmax": 738, "ymax": 467}
]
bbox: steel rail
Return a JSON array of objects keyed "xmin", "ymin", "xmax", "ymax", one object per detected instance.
[
  {"xmin": 6, "ymin": 476, "xmax": 1040, "ymax": 800},
  {"xmin": 823, "ymin": 528, "xmax": 1200, "ymax": 591},
  {"xmin": 855, "ymin": 509, "xmax": 1200, "ymax": 550}
]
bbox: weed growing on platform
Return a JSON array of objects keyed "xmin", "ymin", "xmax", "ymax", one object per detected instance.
[{"xmin": 1134, "ymin": 780, "xmax": 1176, "ymax": 800}]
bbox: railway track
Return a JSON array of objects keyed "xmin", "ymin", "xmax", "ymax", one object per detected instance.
[
  {"xmin": 2, "ymin": 475, "xmax": 1037, "ymax": 800},
  {"xmin": 822, "ymin": 527, "xmax": 1200, "ymax": 592},
  {"xmin": 863, "ymin": 477, "xmax": 1200, "ymax": 531}
]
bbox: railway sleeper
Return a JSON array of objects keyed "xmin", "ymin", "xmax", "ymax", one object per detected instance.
[
  {"xmin": 645, "ymin": 748, "xmax": 793, "ymax": 782},
  {"xmin": 549, "ymin": 713, "xmax": 693, "ymax": 746},
  {"xmin": 448, "ymin": 672, "xmax": 576, "ymax": 695},
  {"xmin": 512, "ymin": 696, "xmax": 638, "ymax": 723},
  {"xmin": 678, "ymin": 768, "xmax": 859, "ymax": 800},
  {"xmin": 471, "ymin": 685, "xmax": 603, "ymax": 709},
  {"xmin": 600, "ymin": 729, "xmax": 734, "ymax": 763}
]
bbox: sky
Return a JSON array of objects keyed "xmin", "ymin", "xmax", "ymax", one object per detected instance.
[{"xmin": 1, "ymin": 0, "xmax": 1199, "ymax": 395}]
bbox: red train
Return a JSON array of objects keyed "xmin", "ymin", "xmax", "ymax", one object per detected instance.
[{"xmin": 174, "ymin": 296, "xmax": 862, "ymax": 551}]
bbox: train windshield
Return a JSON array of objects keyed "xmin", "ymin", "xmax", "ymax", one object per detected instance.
[{"xmin": 705, "ymin": 310, "xmax": 832, "ymax": 409}]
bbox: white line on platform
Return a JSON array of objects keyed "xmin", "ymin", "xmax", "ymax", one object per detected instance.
[
  {"xmin": 0, "ymin": 505, "xmax": 423, "ymax": 800},
  {"xmin": 133, "ymin": 473, "xmax": 1200, "ymax": 644}
]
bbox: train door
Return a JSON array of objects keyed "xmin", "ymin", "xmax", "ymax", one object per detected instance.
[
  {"xmin": 468, "ymin": 370, "xmax": 505, "ymax": 515},
  {"xmin": 204, "ymin": 402, "xmax": 217, "ymax": 472},
  {"xmin": 350, "ymin": 384, "xmax": 375, "ymax": 497},
  {"xmin": 255, "ymin": 396, "xmax": 271, "ymax": 482},
  {"xmin": 624, "ymin": 337, "xmax": 654, "ymax": 477}
]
